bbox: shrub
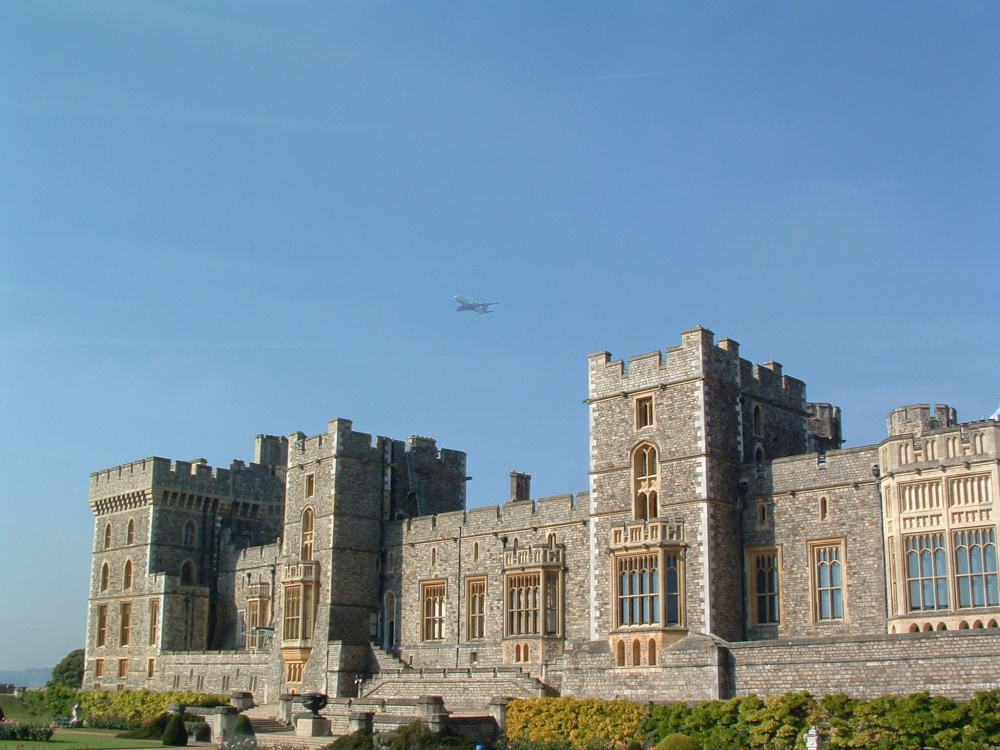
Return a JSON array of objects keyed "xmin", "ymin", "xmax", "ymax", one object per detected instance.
[
  {"xmin": 654, "ymin": 734, "xmax": 699, "ymax": 750},
  {"xmin": 187, "ymin": 720, "xmax": 211, "ymax": 742},
  {"xmin": 81, "ymin": 689, "xmax": 230, "ymax": 722},
  {"xmin": 0, "ymin": 720, "xmax": 55, "ymax": 742},
  {"xmin": 326, "ymin": 729, "xmax": 374, "ymax": 750},
  {"xmin": 235, "ymin": 713, "xmax": 256, "ymax": 738},
  {"xmin": 507, "ymin": 697, "xmax": 646, "ymax": 749},
  {"xmin": 118, "ymin": 712, "xmax": 172, "ymax": 739},
  {"xmin": 162, "ymin": 712, "xmax": 188, "ymax": 746}
]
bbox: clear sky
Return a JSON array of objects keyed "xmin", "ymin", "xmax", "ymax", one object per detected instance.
[{"xmin": 1, "ymin": 2, "xmax": 997, "ymax": 671}]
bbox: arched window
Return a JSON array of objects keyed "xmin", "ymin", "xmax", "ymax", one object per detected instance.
[
  {"xmin": 616, "ymin": 640, "xmax": 625, "ymax": 667},
  {"xmin": 123, "ymin": 559, "xmax": 133, "ymax": 590},
  {"xmin": 547, "ymin": 533, "xmax": 557, "ymax": 549},
  {"xmin": 126, "ymin": 519, "xmax": 135, "ymax": 545},
  {"xmin": 522, "ymin": 643, "xmax": 529, "ymax": 662},
  {"xmin": 758, "ymin": 503, "xmax": 768, "ymax": 527},
  {"xmin": 973, "ymin": 432, "xmax": 986, "ymax": 454},
  {"xmin": 104, "ymin": 523, "xmax": 113, "ymax": 550},
  {"xmin": 183, "ymin": 520, "xmax": 196, "ymax": 547},
  {"xmin": 633, "ymin": 444, "xmax": 659, "ymax": 520},
  {"xmin": 180, "ymin": 560, "xmax": 195, "ymax": 585},
  {"xmin": 431, "ymin": 547, "xmax": 437, "ymax": 567},
  {"xmin": 819, "ymin": 496, "xmax": 829, "ymax": 521},
  {"xmin": 473, "ymin": 543, "xmax": 479, "ymax": 562},
  {"xmin": 632, "ymin": 639, "xmax": 641, "ymax": 666},
  {"xmin": 514, "ymin": 644, "xmax": 521, "ymax": 662},
  {"xmin": 755, "ymin": 446, "xmax": 765, "ymax": 465},
  {"xmin": 648, "ymin": 639, "xmax": 657, "ymax": 666},
  {"xmin": 300, "ymin": 507, "xmax": 314, "ymax": 561},
  {"xmin": 753, "ymin": 405, "xmax": 763, "ymax": 437},
  {"xmin": 100, "ymin": 562, "xmax": 110, "ymax": 592},
  {"xmin": 925, "ymin": 440, "xmax": 937, "ymax": 460}
]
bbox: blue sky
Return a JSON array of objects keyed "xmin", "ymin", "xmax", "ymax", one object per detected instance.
[{"xmin": 1, "ymin": 2, "xmax": 997, "ymax": 671}]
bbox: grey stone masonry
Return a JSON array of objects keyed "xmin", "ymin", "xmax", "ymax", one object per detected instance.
[{"xmin": 82, "ymin": 325, "xmax": 1000, "ymax": 711}]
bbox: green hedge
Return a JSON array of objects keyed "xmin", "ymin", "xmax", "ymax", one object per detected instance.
[
  {"xmin": 0, "ymin": 720, "xmax": 55, "ymax": 742},
  {"xmin": 80, "ymin": 689, "xmax": 230, "ymax": 721},
  {"xmin": 505, "ymin": 690, "xmax": 1000, "ymax": 750}
]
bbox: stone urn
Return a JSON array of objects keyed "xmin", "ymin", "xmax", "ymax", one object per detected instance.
[{"xmin": 301, "ymin": 692, "xmax": 328, "ymax": 718}]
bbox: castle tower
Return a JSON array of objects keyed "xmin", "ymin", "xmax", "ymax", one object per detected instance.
[
  {"xmin": 279, "ymin": 419, "xmax": 467, "ymax": 696},
  {"xmin": 587, "ymin": 327, "xmax": 809, "ymax": 650}
]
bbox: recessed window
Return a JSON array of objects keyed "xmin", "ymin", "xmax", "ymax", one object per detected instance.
[
  {"xmin": 180, "ymin": 560, "xmax": 195, "ymax": 585},
  {"xmin": 118, "ymin": 658, "xmax": 128, "ymax": 679},
  {"xmin": 387, "ymin": 551, "xmax": 395, "ymax": 572},
  {"xmin": 472, "ymin": 543, "xmax": 479, "ymax": 562},
  {"xmin": 633, "ymin": 443, "xmax": 659, "ymax": 520},
  {"xmin": 119, "ymin": 601, "xmax": 132, "ymax": 646},
  {"xmin": 94, "ymin": 658, "xmax": 104, "ymax": 678},
  {"xmin": 300, "ymin": 507, "xmax": 314, "ymax": 561},
  {"xmin": 123, "ymin": 559, "xmax": 133, "ymax": 590},
  {"xmin": 431, "ymin": 547, "xmax": 437, "ymax": 567},
  {"xmin": 905, "ymin": 532, "xmax": 949, "ymax": 611},
  {"xmin": 147, "ymin": 658, "xmax": 155, "ymax": 679},
  {"xmin": 149, "ymin": 599, "xmax": 159, "ymax": 646},
  {"xmin": 100, "ymin": 563, "xmax": 110, "ymax": 592},
  {"xmin": 753, "ymin": 405, "xmax": 763, "ymax": 437},
  {"xmin": 757, "ymin": 503, "xmax": 768, "ymax": 527},
  {"xmin": 126, "ymin": 519, "xmax": 135, "ymax": 546},
  {"xmin": 96, "ymin": 604, "xmax": 108, "ymax": 647},
  {"xmin": 467, "ymin": 577, "xmax": 486, "ymax": 640},
  {"xmin": 421, "ymin": 581, "xmax": 446, "ymax": 641},
  {"xmin": 635, "ymin": 396, "xmax": 654, "ymax": 429},
  {"xmin": 305, "ymin": 473, "xmax": 316, "ymax": 498},
  {"xmin": 183, "ymin": 520, "xmax": 196, "ymax": 547},
  {"xmin": 614, "ymin": 552, "xmax": 680, "ymax": 628},
  {"xmin": 819, "ymin": 496, "xmax": 829, "ymax": 521},
  {"xmin": 811, "ymin": 541, "xmax": 845, "ymax": 621},
  {"xmin": 104, "ymin": 523, "xmax": 113, "ymax": 550},
  {"xmin": 749, "ymin": 548, "xmax": 780, "ymax": 625}
]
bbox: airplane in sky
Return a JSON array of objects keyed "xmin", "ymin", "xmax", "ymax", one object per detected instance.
[{"xmin": 455, "ymin": 296, "xmax": 498, "ymax": 314}]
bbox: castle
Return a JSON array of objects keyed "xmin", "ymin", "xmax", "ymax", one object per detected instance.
[{"xmin": 82, "ymin": 326, "xmax": 1000, "ymax": 714}]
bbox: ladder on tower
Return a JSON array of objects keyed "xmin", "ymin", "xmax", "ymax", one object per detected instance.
[{"xmin": 406, "ymin": 449, "xmax": 427, "ymax": 517}]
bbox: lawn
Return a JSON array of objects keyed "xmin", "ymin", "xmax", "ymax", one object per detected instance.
[
  {"xmin": 0, "ymin": 694, "xmax": 47, "ymax": 724},
  {"xmin": 0, "ymin": 728, "xmax": 165, "ymax": 750}
]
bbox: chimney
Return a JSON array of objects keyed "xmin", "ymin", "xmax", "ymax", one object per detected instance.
[{"xmin": 509, "ymin": 472, "xmax": 531, "ymax": 503}]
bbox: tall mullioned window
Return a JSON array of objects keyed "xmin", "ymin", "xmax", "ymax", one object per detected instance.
[
  {"xmin": 149, "ymin": 599, "xmax": 159, "ymax": 646},
  {"xmin": 120, "ymin": 602, "xmax": 132, "ymax": 646},
  {"xmin": 467, "ymin": 577, "xmax": 486, "ymax": 640},
  {"xmin": 633, "ymin": 444, "xmax": 659, "ymax": 520},
  {"xmin": 905, "ymin": 533, "xmax": 949, "ymax": 611},
  {"xmin": 300, "ymin": 507, "xmax": 314, "ymax": 561},
  {"xmin": 282, "ymin": 585, "xmax": 313, "ymax": 641},
  {"xmin": 954, "ymin": 528, "xmax": 999, "ymax": 609},
  {"xmin": 506, "ymin": 573, "xmax": 541, "ymax": 636},
  {"xmin": 97, "ymin": 604, "xmax": 108, "ymax": 647},
  {"xmin": 811, "ymin": 541, "xmax": 844, "ymax": 621},
  {"xmin": 750, "ymin": 549, "xmax": 780, "ymax": 625},
  {"xmin": 615, "ymin": 552, "xmax": 681, "ymax": 627},
  {"xmin": 421, "ymin": 581, "xmax": 446, "ymax": 641},
  {"xmin": 635, "ymin": 395, "xmax": 654, "ymax": 429}
]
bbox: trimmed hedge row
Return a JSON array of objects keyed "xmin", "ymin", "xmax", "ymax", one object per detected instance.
[
  {"xmin": 506, "ymin": 690, "xmax": 1000, "ymax": 750},
  {"xmin": 80, "ymin": 689, "xmax": 230, "ymax": 721}
]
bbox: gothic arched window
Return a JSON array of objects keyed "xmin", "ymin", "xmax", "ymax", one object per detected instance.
[{"xmin": 633, "ymin": 443, "xmax": 659, "ymax": 520}]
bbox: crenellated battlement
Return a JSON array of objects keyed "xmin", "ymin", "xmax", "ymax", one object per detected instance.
[
  {"xmin": 588, "ymin": 326, "xmax": 805, "ymax": 410},
  {"xmin": 887, "ymin": 403, "xmax": 958, "ymax": 437},
  {"xmin": 394, "ymin": 492, "xmax": 589, "ymax": 545}
]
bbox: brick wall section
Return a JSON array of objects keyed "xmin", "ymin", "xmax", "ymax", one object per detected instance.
[
  {"xmin": 729, "ymin": 629, "xmax": 1000, "ymax": 700},
  {"xmin": 742, "ymin": 446, "xmax": 887, "ymax": 639}
]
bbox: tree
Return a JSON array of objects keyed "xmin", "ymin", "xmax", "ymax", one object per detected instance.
[{"xmin": 49, "ymin": 648, "xmax": 85, "ymax": 689}]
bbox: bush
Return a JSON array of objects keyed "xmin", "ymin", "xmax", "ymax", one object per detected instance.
[
  {"xmin": 81, "ymin": 689, "xmax": 230, "ymax": 721},
  {"xmin": 0, "ymin": 720, "xmax": 56, "ymax": 742},
  {"xmin": 235, "ymin": 713, "xmax": 256, "ymax": 738},
  {"xmin": 162, "ymin": 712, "xmax": 188, "ymax": 746},
  {"xmin": 507, "ymin": 697, "xmax": 646, "ymax": 749},
  {"xmin": 326, "ymin": 729, "xmax": 374, "ymax": 750},
  {"xmin": 186, "ymin": 720, "xmax": 211, "ymax": 742},
  {"xmin": 654, "ymin": 734, "xmax": 699, "ymax": 750},
  {"xmin": 118, "ymin": 712, "xmax": 172, "ymax": 739}
]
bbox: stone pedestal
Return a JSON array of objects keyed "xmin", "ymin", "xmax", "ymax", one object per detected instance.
[
  {"xmin": 229, "ymin": 691, "xmax": 254, "ymax": 711},
  {"xmin": 804, "ymin": 726, "xmax": 825, "ymax": 750},
  {"xmin": 209, "ymin": 706, "xmax": 239, "ymax": 744},
  {"xmin": 488, "ymin": 698, "xmax": 510, "ymax": 733},
  {"xmin": 277, "ymin": 694, "xmax": 295, "ymax": 726},
  {"xmin": 416, "ymin": 695, "xmax": 448, "ymax": 733},
  {"xmin": 295, "ymin": 716, "xmax": 332, "ymax": 737}
]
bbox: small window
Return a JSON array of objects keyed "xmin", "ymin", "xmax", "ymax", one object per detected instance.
[
  {"xmin": 635, "ymin": 396, "xmax": 654, "ymax": 429},
  {"xmin": 118, "ymin": 658, "xmax": 128, "ymax": 679},
  {"xmin": 819, "ymin": 496, "xmax": 829, "ymax": 521},
  {"xmin": 387, "ymin": 551, "xmax": 395, "ymax": 572},
  {"xmin": 180, "ymin": 560, "xmax": 195, "ymax": 585},
  {"xmin": 104, "ymin": 523, "xmax": 113, "ymax": 550},
  {"xmin": 753, "ymin": 405, "xmax": 763, "ymax": 437},
  {"xmin": 648, "ymin": 639, "xmax": 657, "ymax": 666},
  {"xmin": 101, "ymin": 562, "xmax": 110, "ymax": 592},
  {"xmin": 755, "ymin": 446, "xmax": 764, "ymax": 465},
  {"xmin": 123, "ymin": 559, "xmax": 133, "ymax": 590},
  {"xmin": 97, "ymin": 604, "xmax": 108, "ymax": 646},
  {"xmin": 183, "ymin": 520, "xmax": 196, "ymax": 547},
  {"xmin": 126, "ymin": 519, "xmax": 135, "ymax": 545},
  {"xmin": 119, "ymin": 602, "xmax": 132, "ymax": 646},
  {"xmin": 431, "ymin": 547, "xmax": 437, "ymax": 567},
  {"xmin": 94, "ymin": 658, "xmax": 104, "ymax": 678},
  {"xmin": 616, "ymin": 640, "xmax": 626, "ymax": 666},
  {"xmin": 757, "ymin": 503, "xmax": 768, "ymax": 527},
  {"xmin": 547, "ymin": 533, "xmax": 557, "ymax": 549},
  {"xmin": 472, "ymin": 542, "xmax": 479, "ymax": 562},
  {"xmin": 147, "ymin": 658, "xmax": 156, "ymax": 679},
  {"xmin": 305, "ymin": 473, "xmax": 316, "ymax": 498}
]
